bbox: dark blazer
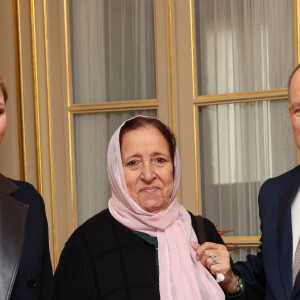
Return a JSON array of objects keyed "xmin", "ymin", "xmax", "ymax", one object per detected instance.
[
  {"xmin": 0, "ymin": 173, "xmax": 53, "ymax": 300},
  {"xmin": 234, "ymin": 165, "xmax": 300, "ymax": 300}
]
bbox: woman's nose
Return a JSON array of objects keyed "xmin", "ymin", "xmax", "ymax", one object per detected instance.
[{"xmin": 141, "ymin": 162, "xmax": 155, "ymax": 181}]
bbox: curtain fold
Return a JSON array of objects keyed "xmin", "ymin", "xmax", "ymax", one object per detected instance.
[
  {"xmin": 69, "ymin": 0, "xmax": 156, "ymax": 104},
  {"xmin": 195, "ymin": 0, "xmax": 293, "ymax": 95},
  {"xmin": 199, "ymin": 99, "xmax": 295, "ymax": 261}
]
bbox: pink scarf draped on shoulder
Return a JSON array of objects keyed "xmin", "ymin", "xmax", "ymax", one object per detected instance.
[{"xmin": 108, "ymin": 116, "xmax": 225, "ymax": 300}]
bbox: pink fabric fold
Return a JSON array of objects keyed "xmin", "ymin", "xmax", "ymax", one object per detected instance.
[{"xmin": 108, "ymin": 116, "xmax": 225, "ymax": 300}]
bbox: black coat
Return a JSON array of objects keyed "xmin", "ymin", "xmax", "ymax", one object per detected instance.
[
  {"xmin": 0, "ymin": 174, "xmax": 53, "ymax": 300},
  {"xmin": 234, "ymin": 165, "xmax": 300, "ymax": 300},
  {"xmin": 54, "ymin": 209, "xmax": 232, "ymax": 299}
]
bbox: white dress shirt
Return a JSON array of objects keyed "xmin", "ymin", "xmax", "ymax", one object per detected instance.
[{"xmin": 292, "ymin": 188, "xmax": 300, "ymax": 262}]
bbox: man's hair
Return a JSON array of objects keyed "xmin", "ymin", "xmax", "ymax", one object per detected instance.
[
  {"xmin": 0, "ymin": 72, "xmax": 8, "ymax": 103},
  {"xmin": 288, "ymin": 64, "xmax": 300, "ymax": 101}
]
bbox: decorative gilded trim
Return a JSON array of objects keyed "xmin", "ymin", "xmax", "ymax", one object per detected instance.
[
  {"xmin": 194, "ymin": 89, "xmax": 288, "ymax": 106},
  {"xmin": 223, "ymin": 236, "xmax": 261, "ymax": 241},
  {"xmin": 43, "ymin": 0, "xmax": 57, "ymax": 267},
  {"xmin": 167, "ymin": 0, "xmax": 175, "ymax": 132},
  {"xmin": 64, "ymin": 0, "xmax": 76, "ymax": 231},
  {"xmin": 193, "ymin": 105, "xmax": 200, "ymax": 215},
  {"xmin": 30, "ymin": 0, "xmax": 43, "ymax": 194},
  {"xmin": 70, "ymin": 106, "xmax": 159, "ymax": 115},
  {"xmin": 12, "ymin": 0, "xmax": 26, "ymax": 181},
  {"xmin": 69, "ymin": 99, "xmax": 158, "ymax": 109},
  {"xmin": 295, "ymin": 0, "xmax": 300, "ymax": 64},
  {"xmin": 190, "ymin": 0, "xmax": 197, "ymax": 99},
  {"xmin": 69, "ymin": 102, "xmax": 159, "ymax": 113},
  {"xmin": 223, "ymin": 236, "xmax": 261, "ymax": 247}
]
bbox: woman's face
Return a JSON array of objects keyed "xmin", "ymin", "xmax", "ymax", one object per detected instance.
[
  {"xmin": 121, "ymin": 127, "xmax": 174, "ymax": 214},
  {"xmin": 0, "ymin": 89, "xmax": 7, "ymax": 144}
]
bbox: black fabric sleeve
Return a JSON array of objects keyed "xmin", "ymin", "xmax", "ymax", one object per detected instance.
[
  {"xmin": 233, "ymin": 237, "xmax": 265, "ymax": 299},
  {"xmin": 53, "ymin": 237, "xmax": 91, "ymax": 300}
]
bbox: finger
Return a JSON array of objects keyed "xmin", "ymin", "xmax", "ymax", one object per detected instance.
[
  {"xmin": 198, "ymin": 242, "xmax": 222, "ymax": 252},
  {"xmin": 190, "ymin": 241, "xmax": 200, "ymax": 251},
  {"xmin": 196, "ymin": 242, "xmax": 225, "ymax": 259},
  {"xmin": 204, "ymin": 256, "xmax": 215, "ymax": 269},
  {"xmin": 199, "ymin": 250, "xmax": 218, "ymax": 265},
  {"xmin": 209, "ymin": 260, "xmax": 231, "ymax": 276},
  {"xmin": 190, "ymin": 241, "xmax": 203, "ymax": 261}
]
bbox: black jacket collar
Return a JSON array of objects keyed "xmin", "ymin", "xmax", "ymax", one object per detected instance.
[{"xmin": 0, "ymin": 173, "xmax": 28, "ymax": 300}]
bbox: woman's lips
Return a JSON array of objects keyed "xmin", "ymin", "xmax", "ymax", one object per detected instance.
[{"xmin": 140, "ymin": 187, "xmax": 159, "ymax": 193}]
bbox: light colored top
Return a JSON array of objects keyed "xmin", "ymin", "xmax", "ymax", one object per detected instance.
[{"xmin": 292, "ymin": 188, "xmax": 300, "ymax": 262}]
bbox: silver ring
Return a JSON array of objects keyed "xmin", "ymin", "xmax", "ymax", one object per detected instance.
[{"xmin": 211, "ymin": 255, "xmax": 217, "ymax": 264}]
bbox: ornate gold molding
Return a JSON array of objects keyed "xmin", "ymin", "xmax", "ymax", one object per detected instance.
[
  {"xmin": 223, "ymin": 236, "xmax": 261, "ymax": 247},
  {"xmin": 30, "ymin": 0, "xmax": 43, "ymax": 194},
  {"xmin": 193, "ymin": 104, "xmax": 200, "ymax": 214},
  {"xmin": 12, "ymin": 0, "xmax": 26, "ymax": 181},
  {"xmin": 63, "ymin": 0, "xmax": 77, "ymax": 231},
  {"xmin": 43, "ymin": 0, "xmax": 57, "ymax": 267},
  {"xmin": 167, "ymin": 0, "xmax": 175, "ymax": 132},
  {"xmin": 194, "ymin": 89, "xmax": 288, "ymax": 106},
  {"xmin": 295, "ymin": 0, "xmax": 300, "ymax": 64},
  {"xmin": 190, "ymin": 0, "xmax": 197, "ymax": 99}
]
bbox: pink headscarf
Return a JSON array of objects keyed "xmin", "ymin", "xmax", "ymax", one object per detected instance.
[{"xmin": 108, "ymin": 116, "xmax": 224, "ymax": 300}]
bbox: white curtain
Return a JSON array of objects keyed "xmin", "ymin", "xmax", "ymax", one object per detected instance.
[
  {"xmin": 195, "ymin": 0, "xmax": 293, "ymax": 95},
  {"xmin": 69, "ymin": 0, "xmax": 156, "ymax": 225},
  {"xmin": 74, "ymin": 110, "xmax": 156, "ymax": 226},
  {"xmin": 195, "ymin": 0, "xmax": 294, "ymax": 261},
  {"xmin": 69, "ymin": 0, "xmax": 156, "ymax": 103},
  {"xmin": 199, "ymin": 100, "xmax": 295, "ymax": 235}
]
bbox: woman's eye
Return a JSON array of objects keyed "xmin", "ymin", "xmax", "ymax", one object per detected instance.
[
  {"xmin": 0, "ymin": 109, "xmax": 4, "ymax": 115},
  {"xmin": 127, "ymin": 160, "xmax": 139, "ymax": 167},
  {"xmin": 155, "ymin": 157, "xmax": 166, "ymax": 164}
]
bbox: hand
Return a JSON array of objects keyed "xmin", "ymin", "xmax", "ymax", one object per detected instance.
[{"xmin": 190, "ymin": 241, "xmax": 238, "ymax": 293}]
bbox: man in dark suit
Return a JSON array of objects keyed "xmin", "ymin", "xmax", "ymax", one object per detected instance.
[{"xmin": 234, "ymin": 65, "xmax": 300, "ymax": 299}]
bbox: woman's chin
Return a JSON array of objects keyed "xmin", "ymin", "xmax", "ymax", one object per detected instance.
[{"xmin": 138, "ymin": 200, "xmax": 168, "ymax": 214}]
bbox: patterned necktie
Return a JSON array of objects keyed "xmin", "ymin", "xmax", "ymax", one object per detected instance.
[{"xmin": 293, "ymin": 236, "xmax": 300, "ymax": 286}]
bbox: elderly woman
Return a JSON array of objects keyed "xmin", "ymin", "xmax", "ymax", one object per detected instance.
[
  {"xmin": 0, "ymin": 73, "xmax": 53, "ymax": 299},
  {"xmin": 54, "ymin": 116, "xmax": 255, "ymax": 299}
]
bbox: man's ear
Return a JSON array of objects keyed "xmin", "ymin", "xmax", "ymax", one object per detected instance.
[{"xmin": 288, "ymin": 105, "xmax": 293, "ymax": 120}]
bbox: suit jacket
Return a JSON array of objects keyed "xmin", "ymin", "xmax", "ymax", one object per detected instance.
[
  {"xmin": 0, "ymin": 173, "xmax": 53, "ymax": 300},
  {"xmin": 234, "ymin": 165, "xmax": 300, "ymax": 300}
]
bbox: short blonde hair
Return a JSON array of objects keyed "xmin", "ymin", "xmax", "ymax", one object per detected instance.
[{"xmin": 0, "ymin": 72, "xmax": 8, "ymax": 103}]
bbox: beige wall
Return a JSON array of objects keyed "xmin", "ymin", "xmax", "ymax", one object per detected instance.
[{"xmin": 0, "ymin": 0, "xmax": 19, "ymax": 179}]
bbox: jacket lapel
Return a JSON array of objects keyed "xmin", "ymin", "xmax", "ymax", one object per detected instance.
[
  {"xmin": 277, "ymin": 169, "xmax": 300, "ymax": 300},
  {"xmin": 0, "ymin": 174, "xmax": 28, "ymax": 300}
]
